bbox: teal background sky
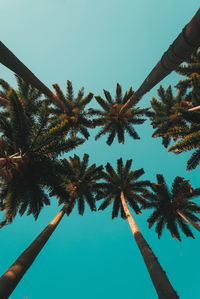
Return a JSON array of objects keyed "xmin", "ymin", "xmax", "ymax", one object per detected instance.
[{"xmin": 1, "ymin": 1, "xmax": 200, "ymax": 298}]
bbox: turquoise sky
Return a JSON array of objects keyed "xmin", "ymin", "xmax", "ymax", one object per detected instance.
[{"xmin": 1, "ymin": 1, "xmax": 200, "ymax": 298}]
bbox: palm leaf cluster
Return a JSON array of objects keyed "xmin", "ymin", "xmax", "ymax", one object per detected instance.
[
  {"xmin": 175, "ymin": 48, "xmax": 200, "ymax": 104},
  {"xmin": 143, "ymin": 174, "xmax": 200, "ymax": 241},
  {"xmin": 0, "ymin": 81, "xmax": 84, "ymax": 227},
  {"xmin": 53, "ymin": 154, "xmax": 104, "ymax": 215},
  {"xmin": 88, "ymin": 83, "xmax": 148, "ymax": 145},
  {"xmin": 146, "ymin": 85, "xmax": 190, "ymax": 148},
  {"xmin": 48, "ymin": 80, "xmax": 93, "ymax": 139},
  {"xmin": 168, "ymin": 121, "xmax": 200, "ymax": 171},
  {"xmin": 98, "ymin": 158, "xmax": 150, "ymax": 218},
  {"xmin": 166, "ymin": 50, "xmax": 200, "ymax": 170},
  {"xmin": 0, "ymin": 75, "xmax": 42, "ymax": 120}
]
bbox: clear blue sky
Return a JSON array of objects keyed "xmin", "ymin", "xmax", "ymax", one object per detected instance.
[{"xmin": 1, "ymin": 1, "xmax": 200, "ymax": 298}]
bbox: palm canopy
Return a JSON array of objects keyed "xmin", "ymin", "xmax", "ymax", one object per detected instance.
[
  {"xmin": 143, "ymin": 174, "xmax": 200, "ymax": 241},
  {"xmin": 53, "ymin": 153, "xmax": 104, "ymax": 215},
  {"xmin": 0, "ymin": 86, "xmax": 84, "ymax": 227},
  {"xmin": 48, "ymin": 80, "xmax": 93, "ymax": 139},
  {"xmin": 168, "ymin": 108, "xmax": 200, "ymax": 170},
  {"xmin": 98, "ymin": 158, "xmax": 150, "ymax": 218},
  {"xmin": 175, "ymin": 48, "xmax": 200, "ymax": 102},
  {"xmin": 146, "ymin": 85, "xmax": 191, "ymax": 148},
  {"xmin": 88, "ymin": 83, "xmax": 148, "ymax": 145}
]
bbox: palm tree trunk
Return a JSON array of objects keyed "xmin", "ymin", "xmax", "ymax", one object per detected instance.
[
  {"xmin": 120, "ymin": 191, "xmax": 179, "ymax": 299},
  {"xmin": 120, "ymin": 8, "xmax": 200, "ymax": 114},
  {"xmin": 0, "ymin": 42, "xmax": 65, "ymax": 110},
  {"xmin": 177, "ymin": 209, "xmax": 200, "ymax": 232},
  {"xmin": 0, "ymin": 204, "xmax": 69, "ymax": 298}
]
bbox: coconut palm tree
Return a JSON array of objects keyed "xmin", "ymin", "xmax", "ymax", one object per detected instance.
[
  {"xmin": 143, "ymin": 174, "xmax": 200, "ymax": 241},
  {"xmin": 0, "ymin": 153, "xmax": 103, "ymax": 298},
  {"xmin": 98, "ymin": 158, "xmax": 178, "ymax": 298},
  {"xmin": 88, "ymin": 84, "xmax": 148, "ymax": 145},
  {"xmin": 0, "ymin": 86, "xmax": 84, "ymax": 227},
  {"xmin": 48, "ymin": 80, "xmax": 94, "ymax": 139},
  {"xmin": 119, "ymin": 9, "xmax": 200, "ymax": 114}
]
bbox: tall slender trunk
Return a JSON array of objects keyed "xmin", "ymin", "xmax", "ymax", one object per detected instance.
[
  {"xmin": 0, "ymin": 42, "xmax": 65, "ymax": 110},
  {"xmin": 177, "ymin": 209, "xmax": 200, "ymax": 232},
  {"xmin": 120, "ymin": 191, "xmax": 179, "ymax": 299},
  {"xmin": 120, "ymin": 8, "xmax": 200, "ymax": 114},
  {"xmin": 0, "ymin": 204, "xmax": 69, "ymax": 298}
]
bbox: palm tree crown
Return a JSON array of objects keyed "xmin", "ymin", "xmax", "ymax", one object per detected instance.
[
  {"xmin": 143, "ymin": 174, "xmax": 200, "ymax": 241},
  {"xmin": 175, "ymin": 49, "xmax": 200, "ymax": 102},
  {"xmin": 55, "ymin": 153, "xmax": 104, "ymax": 215},
  {"xmin": 98, "ymin": 158, "xmax": 150, "ymax": 218},
  {"xmin": 88, "ymin": 83, "xmax": 148, "ymax": 145},
  {"xmin": 147, "ymin": 85, "xmax": 190, "ymax": 148},
  {"xmin": 48, "ymin": 80, "xmax": 93, "ymax": 139},
  {"xmin": 0, "ymin": 85, "xmax": 84, "ymax": 227}
]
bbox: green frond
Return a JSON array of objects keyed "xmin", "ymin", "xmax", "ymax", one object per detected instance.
[
  {"xmin": 95, "ymin": 96, "xmax": 110, "ymax": 111},
  {"xmin": 177, "ymin": 216, "xmax": 194, "ymax": 239},
  {"xmin": 168, "ymin": 130, "xmax": 200, "ymax": 153},
  {"xmin": 103, "ymin": 89, "xmax": 113, "ymax": 104},
  {"xmin": 115, "ymin": 83, "xmax": 122, "ymax": 103},
  {"xmin": 76, "ymin": 87, "xmax": 84, "ymax": 102},
  {"xmin": 112, "ymin": 196, "xmax": 120, "ymax": 219},
  {"xmin": 106, "ymin": 130, "xmax": 116, "ymax": 145},
  {"xmin": 78, "ymin": 196, "xmax": 85, "ymax": 215},
  {"xmin": 124, "ymin": 123, "xmax": 140, "ymax": 139},
  {"xmin": 8, "ymin": 89, "xmax": 32, "ymax": 151},
  {"xmin": 155, "ymin": 217, "xmax": 165, "ymax": 239},
  {"xmin": 95, "ymin": 123, "xmax": 112, "ymax": 141},
  {"xmin": 186, "ymin": 149, "xmax": 200, "ymax": 171},
  {"xmin": 0, "ymin": 79, "xmax": 11, "ymax": 94},
  {"xmin": 117, "ymin": 125, "xmax": 124, "ymax": 144},
  {"xmin": 52, "ymin": 83, "xmax": 66, "ymax": 105},
  {"xmin": 98, "ymin": 197, "xmax": 113, "ymax": 211},
  {"xmin": 80, "ymin": 92, "xmax": 93, "ymax": 107},
  {"xmin": 122, "ymin": 87, "xmax": 134, "ymax": 104},
  {"xmin": 147, "ymin": 209, "xmax": 161, "ymax": 228},
  {"xmin": 66, "ymin": 80, "xmax": 74, "ymax": 100}
]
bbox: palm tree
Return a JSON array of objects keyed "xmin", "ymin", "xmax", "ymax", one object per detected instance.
[
  {"xmin": 54, "ymin": 153, "xmax": 104, "ymax": 215},
  {"xmin": 147, "ymin": 85, "xmax": 190, "ymax": 148},
  {"xmin": 98, "ymin": 158, "xmax": 178, "ymax": 298},
  {"xmin": 0, "ymin": 154, "xmax": 103, "ymax": 297},
  {"xmin": 48, "ymin": 80, "xmax": 94, "ymax": 139},
  {"xmin": 143, "ymin": 174, "xmax": 200, "ymax": 241},
  {"xmin": 0, "ymin": 86, "xmax": 84, "ymax": 227},
  {"xmin": 120, "ymin": 8, "xmax": 200, "ymax": 114},
  {"xmin": 88, "ymin": 83, "xmax": 148, "ymax": 145}
]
